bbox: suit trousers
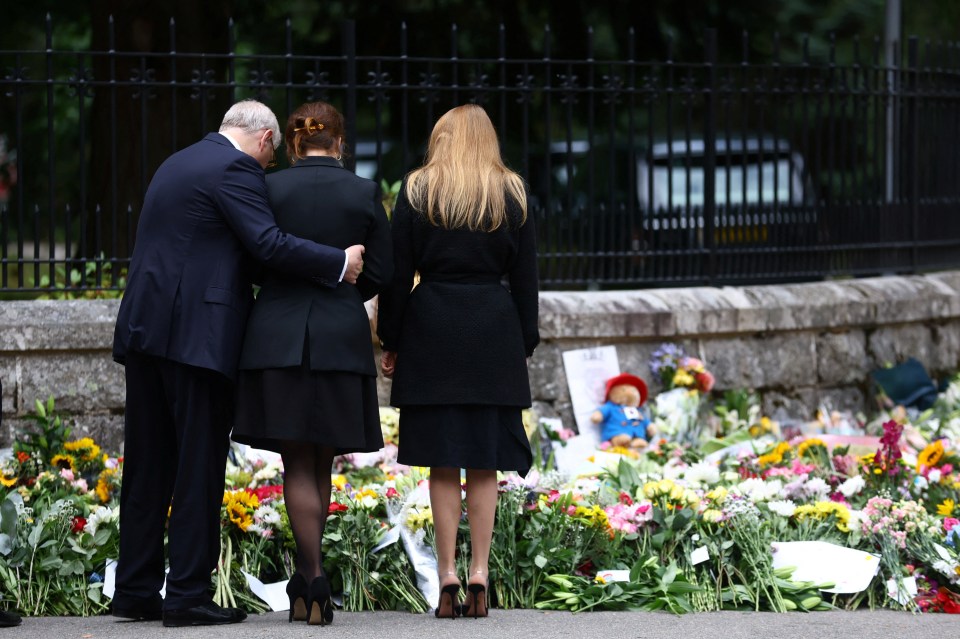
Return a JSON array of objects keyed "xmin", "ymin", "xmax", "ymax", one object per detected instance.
[{"xmin": 114, "ymin": 350, "xmax": 234, "ymax": 611}]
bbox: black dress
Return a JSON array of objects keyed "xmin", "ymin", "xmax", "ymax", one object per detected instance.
[
  {"xmin": 376, "ymin": 183, "xmax": 540, "ymax": 475},
  {"xmin": 232, "ymin": 156, "xmax": 392, "ymax": 454}
]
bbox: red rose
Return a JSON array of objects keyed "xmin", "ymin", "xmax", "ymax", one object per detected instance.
[
  {"xmin": 328, "ymin": 502, "xmax": 348, "ymax": 513},
  {"xmin": 16, "ymin": 452, "xmax": 29, "ymax": 463},
  {"xmin": 71, "ymin": 516, "xmax": 87, "ymax": 534},
  {"xmin": 385, "ymin": 487, "xmax": 399, "ymax": 499},
  {"xmin": 695, "ymin": 371, "xmax": 715, "ymax": 393}
]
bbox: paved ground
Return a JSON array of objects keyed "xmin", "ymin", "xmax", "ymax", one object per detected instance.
[{"xmin": 1, "ymin": 609, "xmax": 957, "ymax": 639}]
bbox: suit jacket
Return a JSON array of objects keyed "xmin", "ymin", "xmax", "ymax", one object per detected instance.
[
  {"xmin": 113, "ymin": 133, "xmax": 346, "ymax": 380},
  {"xmin": 377, "ymin": 182, "xmax": 539, "ymax": 407},
  {"xmin": 238, "ymin": 155, "xmax": 392, "ymax": 376}
]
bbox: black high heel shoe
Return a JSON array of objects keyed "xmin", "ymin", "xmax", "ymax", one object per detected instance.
[
  {"xmin": 307, "ymin": 574, "xmax": 334, "ymax": 626},
  {"xmin": 435, "ymin": 583, "xmax": 461, "ymax": 619},
  {"xmin": 286, "ymin": 573, "xmax": 308, "ymax": 622},
  {"xmin": 463, "ymin": 571, "xmax": 489, "ymax": 618}
]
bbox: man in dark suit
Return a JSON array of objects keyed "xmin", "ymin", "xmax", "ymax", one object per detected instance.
[{"xmin": 111, "ymin": 99, "xmax": 365, "ymax": 627}]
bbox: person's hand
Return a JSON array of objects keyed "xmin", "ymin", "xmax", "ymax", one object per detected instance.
[
  {"xmin": 343, "ymin": 244, "xmax": 365, "ymax": 284},
  {"xmin": 381, "ymin": 350, "xmax": 397, "ymax": 379}
]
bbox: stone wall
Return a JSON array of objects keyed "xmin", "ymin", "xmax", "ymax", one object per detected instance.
[{"xmin": 4, "ymin": 271, "xmax": 960, "ymax": 451}]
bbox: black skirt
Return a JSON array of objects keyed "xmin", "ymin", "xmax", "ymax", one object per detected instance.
[
  {"xmin": 232, "ymin": 361, "xmax": 383, "ymax": 455},
  {"xmin": 396, "ymin": 405, "xmax": 532, "ymax": 476}
]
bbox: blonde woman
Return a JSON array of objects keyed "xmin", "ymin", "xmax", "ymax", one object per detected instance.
[{"xmin": 377, "ymin": 104, "xmax": 539, "ymax": 619}]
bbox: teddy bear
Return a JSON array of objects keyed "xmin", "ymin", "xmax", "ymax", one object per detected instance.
[{"xmin": 591, "ymin": 373, "xmax": 654, "ymax": 450}]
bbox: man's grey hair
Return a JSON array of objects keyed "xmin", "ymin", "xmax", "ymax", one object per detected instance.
[{"xmin": 219, "ymin": 99, "xmax": 281, "ymax": 149}]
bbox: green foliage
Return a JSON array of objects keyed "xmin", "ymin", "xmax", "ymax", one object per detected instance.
[
  {"xmin": 37, "ymin": 255, "xmax": 125, "ymax": 300},
  {"xmin": 13, "ymin": 397, "xmax": 71, "ymax": 466},
  {"xmin": 380, "ymin": 179, "xmax": 402, "ymax": 220}
]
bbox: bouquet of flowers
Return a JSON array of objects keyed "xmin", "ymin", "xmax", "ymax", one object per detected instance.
[{"xmin": 649, "ymin": 343, "xmax": 715, "ymax": 393}]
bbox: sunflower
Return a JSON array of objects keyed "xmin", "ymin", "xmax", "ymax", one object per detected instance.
[
  {"xmin": 51, "ymin": 454, "xmax": 76, "ymax": 471},
  {"xmin": 0, "ymin": 474, "xmax": 17, "ymax": 488},
  {"xmin": 64, "ymin": 438, "xmax": 102, "ymax": 462},
  {"xmin": 222, "ymin": 490, "xmax": 259, "ymax": 532},
  {"xmin": 937, "ymin": 498, "xmax": 956, "ymax": 517},
  {"xmin": 917, "ymin": 440, "xmax": 945, "ymax": 472},
  {"xmin": 96, "ymin": 468, "xmax": 118, "ymax": 503}
]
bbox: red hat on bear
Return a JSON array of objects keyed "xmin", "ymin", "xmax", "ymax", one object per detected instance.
[{"xmin": 604, "ymin": 373, "xmax": 648, "ymax": 406}]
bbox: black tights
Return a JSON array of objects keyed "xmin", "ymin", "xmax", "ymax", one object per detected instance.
[{"xmin": 280, "ymin": 442, "xmax": 336, "ymax": 580}]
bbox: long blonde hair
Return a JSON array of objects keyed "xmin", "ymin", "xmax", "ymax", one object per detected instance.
[{"xmin": 406, "ymin": 104, "xmax": 527, "ymax": 231}]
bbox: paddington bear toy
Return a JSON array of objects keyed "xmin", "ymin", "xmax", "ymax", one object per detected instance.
[{"xmin": 590, "ymin": 373, "xmax": 654, "ymax": 450}]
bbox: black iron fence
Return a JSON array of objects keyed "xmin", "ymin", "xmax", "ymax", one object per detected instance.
[{"xmin": 2, "ymin": 18, "xmax": 960, "ymax": 292}]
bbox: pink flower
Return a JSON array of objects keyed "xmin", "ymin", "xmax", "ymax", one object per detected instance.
[
  {"xmin": 944, "ymin": 517, "xmax": 960, "ymax": 532},
  {"xmin": 60, "ymin": 468, "xmax": 75, "ymax": 481},
  {"xmin": 790, "ymin": 459, "xmax": 816, "ymax": 474}
]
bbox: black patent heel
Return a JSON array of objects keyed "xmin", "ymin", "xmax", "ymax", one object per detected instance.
[{"xmin": 286, "ymin": 573, "xmax": 308, "ymax": 622}]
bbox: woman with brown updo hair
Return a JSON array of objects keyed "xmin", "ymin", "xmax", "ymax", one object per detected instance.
[{"xmin": 231, "ymin": 101, "xmax": 392, "ymax": 625}]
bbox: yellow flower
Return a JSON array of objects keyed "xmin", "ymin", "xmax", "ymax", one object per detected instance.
[
  {"xmin": 51, "ymin": 454, "xmax": 75, "ymax": 471},
  {"xmin": 917, "ymin": 441, "xmax": 945, "ymax": 471},
  {"xmin": 757, "ymin": 441, "xmax": 793, "ymax": 467},
  {"xmin": 574, "ymin": 505, "xmax": 609, "ymax": 529},
  {"xmin": 96, "ymin": 468, "xmax": 118, "ymax": 503},
  {"xmin": 669, "ymin": 484, "xmax": 686, "ymax": 502},
  {"xmin": 794, "ymin": 501, "xmax": 850, "ymax": 532},
  {"xmin": 331, "ymin": 475, "xmax": 347, "ymax": 491},
  {"xmin": 797, "ymin": 438, "xmax": 827, "ymax": 459},
  {"xmin": 706, "ymin": 487, "xmax": 728, "ymax": 504},
  {"xmin": 64, "ymin": 437, "xmax": 102, "ymax": 462},
  {"xmin": 937, "ymin": 499, "xmax": 956, "ymax": 517},
  {"xmin": 595, "ymin": 575, "xmax": 607, "ymax": 584},
  {"xmin": 222, "ymin": 490, "xmax": 259, "ymax": 532},
  {"xmin": 606, "ymin": 446, "xmax": 639, "ymax": 459},
  {"xmin": 673, "ymin": 370, "xmax": 695, "ymax": 388},
  {"xmin": 702, "ymin": 509, "xmax": 724, "ymax": 523},
  {"xmin": 0, "ymin": 474, "xmax": 17, "ymax": 488}
]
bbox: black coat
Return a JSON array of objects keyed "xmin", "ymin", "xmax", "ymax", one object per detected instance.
[
  {"xmin": 113, "ymin": 134, "xmax": 346, "ymax": 379},
  {"xmin": 377, "ymin": 184, "xmax": 539, "ymax": 407},
  {"xmin": 238, "ymin": 156, "xmax": 392, "ymax": 376}
]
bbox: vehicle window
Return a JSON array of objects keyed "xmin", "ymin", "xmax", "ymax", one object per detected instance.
[{"xmin": 646, "ymin": 157, "xmax": 804, "ymax": 209}]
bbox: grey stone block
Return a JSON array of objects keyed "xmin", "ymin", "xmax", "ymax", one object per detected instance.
[
  {"xmin": 18, "ymin": 352, "xmax": 125, "ymax": 415},
  {"xmin": 867, "ymin": 324, "xmax": 934, "ymax": 370},
  {"xmin": 817, "ymin": 331, "xmax": 869, "ymax": 385}
]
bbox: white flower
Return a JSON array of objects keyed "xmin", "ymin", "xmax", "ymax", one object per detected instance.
[
  {"xmin": 838, "ymin": 475, "xmax": 866, "ymax": 498},
  {"xmin": 804, "ymin": 477, "xmax": 830, "ymax": 498},
  {"xmin": 359, "ymin": 494, "xmax": 379, "ymax": 509},
  {"xmin": 914, "ymin": 476, "xmax": 929, "ymax": 491},
  {"xmin": 251, "ymin": 464, "xmax": 281, "ymax": 485},
  {"xmin": 929, "ymin": 469, "xmax": 942, "ymax": 483},
  {"xmin": 84, "ymin": 505, "xmax": 118, "ymax": 536},
  {"xmin": 683, "ymin": 462, "xmax": 720, "ymax": 486},
  {"xmin": 735, "ymin": 478, "xmax": 783, "ymax": 502},
  {"xmin": 572, "ymin": 477, "xmax": 601, "ymax": 495},
  {"xmin": 767, "ymin": 499, "xmax": 797, "ymax": 517},
  {"xmin": 254, "ymin": 505, "xmax": 281, "ymax": 526}
]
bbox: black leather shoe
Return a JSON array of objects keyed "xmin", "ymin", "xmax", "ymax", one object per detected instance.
[
  {"xmin": 112, "ymin": 606, "xmax": 162, "ymax": 621},
  {"xmin": 162, "ymin": 602, "xmax": 247, "ymax": 627},
  {"xmin": 0, "ymin": 610, "xmax": 21, "ymax": 627}
]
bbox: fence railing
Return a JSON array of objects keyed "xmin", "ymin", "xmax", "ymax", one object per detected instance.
[{"xmin": 1, "ymin": 17, "xmax": 959, "ymax": 292}]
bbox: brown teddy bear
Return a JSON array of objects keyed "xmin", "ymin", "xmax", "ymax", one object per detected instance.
[{"xmin": 590, "ymin": 373, "xmax": 655, "ymax": 450}]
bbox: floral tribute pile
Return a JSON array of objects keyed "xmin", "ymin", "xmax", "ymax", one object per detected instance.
[{"xmin": 2, "ymin": 353, "xmax": 960, "ymax": 616}]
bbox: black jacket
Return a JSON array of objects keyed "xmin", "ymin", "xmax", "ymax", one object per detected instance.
[
  {"xmin": 238, "ymin": 156, "xmax": 392, "ymax": 376},
  {"xmin": 113, "ymin": 134, "xmax": 346, "ymax": 379},
  {"xmin": 377, "ymin": 183, "xmax": 539, "ymax": 407}
]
